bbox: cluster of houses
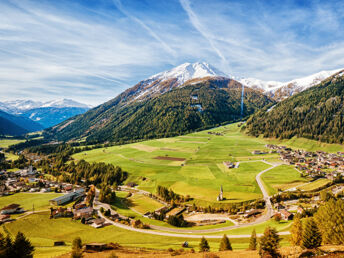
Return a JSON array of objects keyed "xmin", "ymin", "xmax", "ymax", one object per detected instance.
[
  {"xmin": 49, "ymin": 189, "xmax": 110, "ymax": 229},
  {"xmin": 0, "ymin": 203, "xmax": 24, "ymax": 224},
  {"xmin": 0, "ymin": 166, "xmax": 86, "ymax": 196},
  {"xmin": 266, "ymin": 144, "xmax": 344, "ymax": 180}
]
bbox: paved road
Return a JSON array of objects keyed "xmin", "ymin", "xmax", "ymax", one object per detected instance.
[{"xmin": 92, "ymin": 163, "xmax": 288, "ymax": 237}]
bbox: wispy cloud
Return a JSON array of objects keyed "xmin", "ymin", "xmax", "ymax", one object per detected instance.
[
  {"xmin": 0, "ymin": 0, "xmax": 343, "ymax": 105},
  {"xmin": 179, "ymin": 0, "xmax": 229, "ymax": 71},
  {"xmin": 113, "ymin": 0, "xmax": 176, "ymax": 56}
]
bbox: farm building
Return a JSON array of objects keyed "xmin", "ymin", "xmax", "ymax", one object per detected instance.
[
  {"xmin": 0, "ymin": 204, "xmax": 24, "ymax": 215},
  {"xmin": 49, "ymin": 188, "xmax": 85, "ymax": 206}
]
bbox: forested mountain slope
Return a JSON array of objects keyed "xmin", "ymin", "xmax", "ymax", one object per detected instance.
[
  {"xmin": 245, "ymin": 70, "xmax": 344, "ymax": 143},
  {"xmin": 0, "ymin": 110, "xmax": 42, "ymax": 134},
  {"xmin": 0, "ymin": 116, "xmax": 28, "ymax": 136},
  {"xmin": 44, "ymin": 78, "xmax": 273, "ymax": 143}
]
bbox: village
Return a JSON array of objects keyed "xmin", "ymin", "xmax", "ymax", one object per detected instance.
[
  {"xmin": 266, "ymin": 144, "xmax": 344, "ymax": 180},
  {"xmin": 1, "ymin": 144, "xmax": 344, "ymax": 237}
]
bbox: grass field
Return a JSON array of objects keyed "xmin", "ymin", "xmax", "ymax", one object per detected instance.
[
  {"xmin": 297, "ymin": 178, "xmax": 332, "ymax": 191},
  {"xmin": 0, "ymin": 139, "xmax": 24, "ymax": 148},
  {"xmin": 261, "ymin": 165, "xmax": 309, "ymax": 195},
  {"xmin": 128, "ymin": 194, "xmax": 164, "ymax": 214},
  {"xmin": 265, "ymin": 136, "xmax": 344, "ymax": 153},
  {"xmin": 0, "ymin": 193, "xmax": 63, "ymax": 211},
  {"xmin": 0, "ymin": 212, "xmax": 291, "ymax": 257},
  {"xmin": 73, "ymin": 124, "xmax": 276, "ymax": 204},
  {"xmin": 73, "ymin": 123, "xmax": 344, "ymax": 204}
]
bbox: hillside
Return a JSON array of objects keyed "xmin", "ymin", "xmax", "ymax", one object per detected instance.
[
  {"xmin": 0, "ymin": 116, "xmax": 28, "ymax": 136},
  {"xmin": 245, "ymin": 70, "xmax": 344, "ymax": 143},
  {"xmin": 44, "ymin": 77, "xmax": 273, "ymax": 143},
  {"xmin": 0, "ymin": 110, "xmax": 43, "ymax": 135}
]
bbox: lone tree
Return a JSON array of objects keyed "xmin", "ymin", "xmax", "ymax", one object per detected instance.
[
  {"xmin": 301, "ymin": 218, "xmax": 322, "ymax": 249},
  {"xmin": 249, "ymin": 229, "xmax": 257, "ymax": 250},
  {"xmin": 71, "ymin": 237, "xmax": 83, "ymax": 258},
  {"xmin": 199, "ymin": 237, "xmax": 210, "ymax": 252},
  {"xmin": 259, "ymin": 226, "xmax": 281, "ymax": 257},
  {"xmin": 219, "ymin": 234, "xmax": 232, "ymax": 251},
  {"xmin": 290, "ymin": 216, "xmax": 303, "ymax": 246}
]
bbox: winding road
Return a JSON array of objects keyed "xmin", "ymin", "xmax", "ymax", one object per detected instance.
[{"xmin": 93, "ymin": 162, "xmax": 287, "ymax": 238}]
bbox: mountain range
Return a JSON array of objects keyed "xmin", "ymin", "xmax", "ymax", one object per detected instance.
[
  {"xmin": 44, "ymin": 63, "xmax": 272, "ymax": 143},
  {"xmin": 3, "ymin": 62, "xmax": 343, "ymax": 141},
  {"xmin": 239, "ymin": 68, "xmax": 342, "ymax": 100},
  {"xmin": 0, "ymin": 99, "xmax": 91, "ymax": 129}
]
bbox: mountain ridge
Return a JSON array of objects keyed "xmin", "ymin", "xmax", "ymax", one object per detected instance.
[{"xmin": 245, "ymin": 69, "xmax": 344, "ymax": 143}]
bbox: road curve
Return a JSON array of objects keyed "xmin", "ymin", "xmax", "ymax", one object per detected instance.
[{"xmin": 93, "ymin": 163, "xmax": 287, "ymax": 238}]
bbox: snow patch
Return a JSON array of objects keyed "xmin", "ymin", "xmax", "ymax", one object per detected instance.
[{"xmin": 148, "ymin": 62, "xmax": 228, "ymax": 85}]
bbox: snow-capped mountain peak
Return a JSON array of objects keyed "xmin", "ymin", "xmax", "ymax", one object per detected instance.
[
  {"xmin": 148, "ymin": 62, "xmax": 228, "ymax": 84},
  {"xmin": 0, "ymin": 99, "xmax": 91, "ymax": 113},
  {"xmin": 240, "ymin": 68, "xmax": 343, "ymax": 100},
  {"xmin": 126, "ymin": 62, "xmax": 229, "ymax": 102},
  {"xmin": 41, "ymin": 99, "xmax": 91, "ymax": 108}
]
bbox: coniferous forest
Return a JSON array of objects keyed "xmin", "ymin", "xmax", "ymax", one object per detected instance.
[{"xmin": 245, "ymin": 73, "xmax": 344, "ymax": 143}]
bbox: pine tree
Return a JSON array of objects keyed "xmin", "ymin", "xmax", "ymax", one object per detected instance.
[
  {"xmin": 199, "ymin": 237, "xmax": 210, "ymax": 252},
  {"xmin": 314, "ymin": 199, "xmax": 344, "ymax": 244},
  {"xmin": 12, "ymin": 231, "xmax": 35, "ymax": 258},
  {"xmin": 301, "ymin": 218, "xmax": 322, "ymax": 249},
  {"xmin": 259, "ymin": 226, "xmax": 281, "ymax": 257},
  {"xmin": 219, "ymin": 234, "xmax": 232, "ymax": 251},
  {"xmin": 290, "ymin": 216, "xmax": 303, "ymax": 246},
  {"xmin": 249, "ymin": 229, "xmax": 257, "ymax": 250}
]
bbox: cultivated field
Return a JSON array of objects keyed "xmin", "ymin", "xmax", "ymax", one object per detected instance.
[
  {"xmin": 261, "ymin": 165, "xmax": 309, "ymax": 195},
  {"xmin": 73, "ymin": 124, "xmax": 276, "ymax": 204},
  {"xmin": 73, "ymin": 123, "xmax": 324, "ymax": 205}
]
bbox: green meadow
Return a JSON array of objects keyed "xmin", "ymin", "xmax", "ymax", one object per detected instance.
[
  {"xmin": 0, "ymin": 193, "xmax": 63, "ymax": 211},
  {"xmin": 261, "ymin": 165, "xmax": 309, "ymax": 195},
  {"xmin": 297, "ymin": 178, "xmax": 332, "ymax": 191},
  {"xmin": 0, "ymin": 212, "xmax": 291, "ymax": 257},
  {"xmin": 0, "ymin": 138, "xmax": 24, "ymax": 148},
  {"xmin": 73, "ymin": 123, "xmax": 340, "ymax": 204},
  {"xmin": 73, "ymin": 124, "xmax": 276, "ymax": 204}
]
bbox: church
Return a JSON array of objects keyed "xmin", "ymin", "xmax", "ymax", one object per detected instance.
[{"xmin": 217, "ymin": 185, "xmax": 223, "ymax": 201}]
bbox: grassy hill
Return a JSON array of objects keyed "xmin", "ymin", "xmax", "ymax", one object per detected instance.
[
  {"xmin": 45, "ymin": 78, "xmax": 273, "ymax": 143},
  {"xmin": 245, "ymin": 70, "xmax": 344, "ymax": 144}
]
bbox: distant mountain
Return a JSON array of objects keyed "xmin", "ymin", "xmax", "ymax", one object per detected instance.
[
  {"xmin": 44, "ymin": 63, "xmax": 273, "ymax": 143},
  {"xmin": 240, "ymin": 68, "xmax": 342, "ymax": 100},
  {"xmin": 245, "ymin": 69, "xmax": 344, "ymax": 143},
  {"xmin": 0, "ymin": 99, "xmax": 91, "ymax": 129},
  {"xmin": 19, "ymin": 107, "xmax": 91, "ymax": 129},
  {"xmin": 0, "ymin": 110, "xmax": 43, "ymax": 136}
]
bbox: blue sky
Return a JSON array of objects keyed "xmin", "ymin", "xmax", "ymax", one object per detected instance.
[{"xmin": 0, "ymin": 0, "xmax": 344, "ymax": 105}]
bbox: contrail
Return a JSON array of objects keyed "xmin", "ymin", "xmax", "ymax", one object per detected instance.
[
  {"xmin": 113, "ymin": 0, "xmax": 176, "ymax": 56},
  {"xmin": 179, "ymin": 0, "xmax": 228, "ymax": 65}
]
